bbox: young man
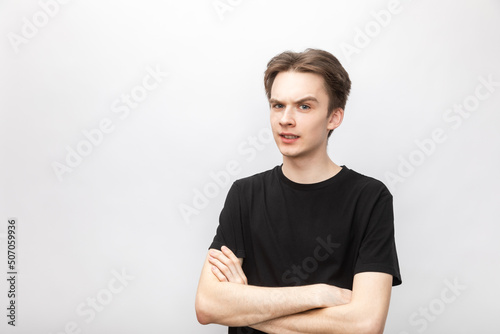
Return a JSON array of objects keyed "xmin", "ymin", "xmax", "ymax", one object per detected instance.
[{"xmin": 195, "ymin": 48, "xmax": 401, "ymax": 334}]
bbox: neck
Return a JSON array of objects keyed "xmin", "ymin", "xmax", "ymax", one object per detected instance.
[{"xmin": 281, "ymin": 152, "xmax": 341, "ymax": 184}]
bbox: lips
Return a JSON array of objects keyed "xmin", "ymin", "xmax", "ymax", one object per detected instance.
[
  {"xmin": 279, "ymin": 133, "xmax": 299, "ymax": 143},
  {"xmin": 280, "ymin": 133, "xmax": 299, "ymax": 138}
]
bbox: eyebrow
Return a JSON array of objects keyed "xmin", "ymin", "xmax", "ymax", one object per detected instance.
[{"xmin": 269, "ymin": 96, "xmax": 319, "ymax": 105}]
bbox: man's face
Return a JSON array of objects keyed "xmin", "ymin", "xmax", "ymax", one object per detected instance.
[{"xmin": 269, "ymin": 71, "xmax": 341, "ymax": 160}]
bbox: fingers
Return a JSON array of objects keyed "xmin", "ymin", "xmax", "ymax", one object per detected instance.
[
  {"xmin": 209, "ymin": 248, "xmax": 236, "ymax": 282},
  {"xmin": 208, "ymin": 249, "xmax": 234, "ymax": 281},
  {"xmin": 208, "ymin": 247, "xmax": 247, "ymax": 284},
  {"xmin": 221, "ymin": 246, "xmax": 247, "ymax": 285},
  {"xmin": 211, "ymin": 265, "xmax": 228, "ymax": 282}
]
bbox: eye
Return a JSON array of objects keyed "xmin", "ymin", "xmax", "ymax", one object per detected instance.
[
  {"xmin": 272, "ymin": 103, "xmax": 284, "ymax": 109},
  {"xmin": 299, "ymin": 104, "xmax": 310, "ymax": 110}
]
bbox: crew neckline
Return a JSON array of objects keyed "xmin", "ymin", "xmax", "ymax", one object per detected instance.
[{"xmin": 276, "ymin": 164, "xmax": 349, "ymax": 190}]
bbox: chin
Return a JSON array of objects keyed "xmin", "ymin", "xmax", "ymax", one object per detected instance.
[{"xmin": 279, "ymin": 148, "xmax": 302, "ymax": 158}]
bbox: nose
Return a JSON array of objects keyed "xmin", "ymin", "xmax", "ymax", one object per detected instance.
[{"xmin": 279, "ymin": 107, "xmax": 295, "ymax": 127}]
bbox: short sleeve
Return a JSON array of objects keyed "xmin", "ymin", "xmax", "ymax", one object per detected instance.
[
  {"xmin": 354, "ymin": 186, "xmax": 402, "ymax": 286},
  {"xmin": 209, "ymin": 182, "xmax": 246, "ymax": 259}
]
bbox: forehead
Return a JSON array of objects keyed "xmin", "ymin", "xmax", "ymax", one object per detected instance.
[{"xmin": 271, "ymin": 71, "xmax": 328, "ymax": 101}]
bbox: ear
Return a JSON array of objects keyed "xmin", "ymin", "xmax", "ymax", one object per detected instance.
[{"xmin": 327, "ymin": 108, "xmax": 344, "ymax": 131}]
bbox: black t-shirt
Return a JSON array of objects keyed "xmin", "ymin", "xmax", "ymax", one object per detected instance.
[{"xmin": 209, "ymin": 165, "xmax": 402, "ymax": 334}]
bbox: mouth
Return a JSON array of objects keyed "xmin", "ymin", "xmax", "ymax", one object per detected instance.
[
  {"xmin": 279, "ymin": 133, "xmax": 299, "ymax": 143},
  {"xmin": 280, "ymin": 133, "xmax": 299, "ymax": 139}
]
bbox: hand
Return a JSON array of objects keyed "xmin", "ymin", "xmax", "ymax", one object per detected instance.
[
  {"xmin": 208, "ymin": 246, "xmax": 248, "ymax": 285},
  {"xmin": 318, "ymin": 283, "xmax": 352, "ymax": 307}
]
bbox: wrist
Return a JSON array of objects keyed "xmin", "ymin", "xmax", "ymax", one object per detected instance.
[{"xmin": 307, "ymin": 284, "xmax": 329, "ymax": 308}]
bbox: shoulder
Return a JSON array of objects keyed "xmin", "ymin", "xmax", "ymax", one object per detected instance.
[
  {"xmin": 232, "ymin": 166, "xmax": 280, "ymax": 192},
  {"xmin": 234, "ymin": 165, "xmax": 279, "ymax": 185},
  {"xmin": 342, "ymin": 167, "xmax": 392, "ymax": 199}
]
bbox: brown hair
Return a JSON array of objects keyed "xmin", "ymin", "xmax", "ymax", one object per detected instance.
[{"xmin": 264, "ymin": 48, "xmax": 351, "ymax": 137}]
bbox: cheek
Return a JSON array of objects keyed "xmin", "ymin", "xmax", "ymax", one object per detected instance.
[
  {"xmin": 310, "ymin": 119, "xmax": 330, "ymax": 137},
  {"xmin": 270, "ymin": 114, "xmax": 279, "ymax": 127}
]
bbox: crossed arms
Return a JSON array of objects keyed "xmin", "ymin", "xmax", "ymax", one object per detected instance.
[{"xmin": 195, "ymin": 246, "xmax": 393, "ymax": 334}]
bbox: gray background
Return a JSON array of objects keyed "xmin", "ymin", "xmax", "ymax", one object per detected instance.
[{"xmin": 1, "ymin": 0, "xmax": 499, "ymax": 333}]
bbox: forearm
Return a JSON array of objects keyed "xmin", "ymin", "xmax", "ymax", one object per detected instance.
[
  {"xmin": 251, "ymin": 303, "xmax": 372, "ymax": 334},
  {"xmin": 197, "ymin": 282, "xmax": 325, "ymax": 326},
  {"xmin": 250, "ymin": 272, "xmax": 393, "ymax": 334},
  {"xmin": 195, "ymin": 254, "xmax": 328, "ymax": 327}
]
